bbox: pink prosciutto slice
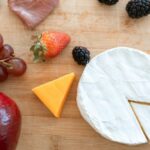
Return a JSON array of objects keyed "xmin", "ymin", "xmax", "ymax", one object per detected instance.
[{"xmin": 8, "ymin": 0, "xmax": 59, "ymax": 29}]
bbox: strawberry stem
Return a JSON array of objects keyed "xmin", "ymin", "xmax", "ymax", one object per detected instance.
[{"xmin": 30, "ymin": 33, "xmax": 47, "ymax": 63}]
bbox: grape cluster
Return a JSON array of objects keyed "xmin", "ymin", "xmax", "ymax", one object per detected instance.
[{"xmin": 0, "ymin": 34, "xmax": 27, "ymax": 82}]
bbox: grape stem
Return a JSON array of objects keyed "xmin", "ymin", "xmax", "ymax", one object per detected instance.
[{"xmin": 0, "ymin": 58, "xmax": 12, "ymax": 68}]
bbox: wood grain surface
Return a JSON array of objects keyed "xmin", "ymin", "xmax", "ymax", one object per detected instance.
[{"xmin": 1, "ymin": 0, "xmax": 150, "ymax": 150}]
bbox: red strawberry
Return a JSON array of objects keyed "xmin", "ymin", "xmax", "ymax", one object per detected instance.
[{"xmin": 30, "ymin": 31, "xmax": 70, "ymax": 62}]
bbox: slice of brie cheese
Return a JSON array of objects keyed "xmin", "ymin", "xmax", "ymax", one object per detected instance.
[
  {"xmin": 131, "ymin": 103, "xmax": 150, "ymax": 140},
  {"xmin": 77, "ymin": 47, "xmax": 150, "ymax": 145}
]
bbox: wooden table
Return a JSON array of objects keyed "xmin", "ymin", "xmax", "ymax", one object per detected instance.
[{"xmin": 0, "ymin": 0, "xmax": 150, "ymax": 149}]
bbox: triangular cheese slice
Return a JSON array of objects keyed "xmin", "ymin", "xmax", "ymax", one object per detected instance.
[
  {"xmin": 32, "ymin": 72, "xmax": 75, "ymax": 118},
  {"xmin": 131, "ymin": 103, "xmax": 150, "ymax": 140}
]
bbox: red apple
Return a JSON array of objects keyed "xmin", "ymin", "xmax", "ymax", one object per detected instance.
[{"xmin": 0, "ymin": 92, "xmax": 21, "ymax": 150}]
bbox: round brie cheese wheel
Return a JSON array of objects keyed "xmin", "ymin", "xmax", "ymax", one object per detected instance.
[{"xmin": 77, "ymin": 47, "xmax": 150, "ymax": 145}]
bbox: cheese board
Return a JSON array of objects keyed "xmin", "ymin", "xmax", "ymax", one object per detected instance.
[{"xmin": 1, "ymin": 0, "xmax": 150, "ymax": 150}]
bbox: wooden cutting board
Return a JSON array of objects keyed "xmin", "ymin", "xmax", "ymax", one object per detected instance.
[{"xmin": 0, "ymin": 0, "xmax": 150, "ymax": 149}]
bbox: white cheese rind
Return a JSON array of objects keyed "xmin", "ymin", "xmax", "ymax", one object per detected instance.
[{"xmin": 77, "ymin": 47, "xmax": 150, "ymax": 145}]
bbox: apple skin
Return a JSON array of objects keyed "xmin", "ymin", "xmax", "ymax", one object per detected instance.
[{"xmin": 0, "ymin": 92, "xmax": 21, "ymax": 150}]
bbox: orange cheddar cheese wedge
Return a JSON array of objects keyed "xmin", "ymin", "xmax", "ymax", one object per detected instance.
[{"xmin": 32, "ymin": 72, "xmax": 75, "ymax": 118}]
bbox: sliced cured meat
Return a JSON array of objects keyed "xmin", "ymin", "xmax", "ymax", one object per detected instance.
[{"xmin": 8, "ymin": 0, "xmax": 59, "ymax": 29}]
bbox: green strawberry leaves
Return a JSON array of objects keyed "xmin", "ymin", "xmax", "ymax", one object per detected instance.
[{"xmin": 30, "ymin": 34, "xmax": 47, "ymax": 63}]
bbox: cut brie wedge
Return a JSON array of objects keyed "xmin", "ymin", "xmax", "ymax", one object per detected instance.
[
  {"xmin": 77, "ymin": 47, "xmax": 150, "ymax": 145},
  {"xmin": 131, "ymin": 103, "xmax": 150, "ymax": 140}
]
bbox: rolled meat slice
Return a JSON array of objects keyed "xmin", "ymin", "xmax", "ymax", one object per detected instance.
[{"xmin": 8, "ymin": 0, "xmax": 59, "ymax": 29}]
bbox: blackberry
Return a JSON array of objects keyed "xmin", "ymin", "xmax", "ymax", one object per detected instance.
[
  {"xmin": 98, "ymin": 0, "xmax": 119, "ymax": 5},
  {"xmin": 72, "ymin": 46, "xmax": 90, "ymax": 66},
  {"xmin": 126, "ymin": 0, "xmax": 150, "ymax": 18}
]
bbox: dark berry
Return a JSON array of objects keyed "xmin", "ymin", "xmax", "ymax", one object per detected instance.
[
  {"xmin": 72, "ymin": 46, "xmax": 90, "ymax": 66},
  {"xmin": 98, "ymin": 0, "xmax": 119, "ymax": 5},
  {"xmin": 126, "ymin": 0, "xmax": 150, "ymax": 18}
]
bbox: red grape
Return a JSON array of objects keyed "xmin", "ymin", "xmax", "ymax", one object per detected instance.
[
  {"xmin": 0, "ymin": 34, "xmax": 3, "ymax": 49},
  {"xmin": 0, "ymin": 44, "xmax": 14, "ymax": 60},
  {"xmin": 7, "ymin": 58, "xmax": 27, "ymax": 76},
  {"xmin": 0, "ymin": 65, "xmax": 8, "ymax": 82}
]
